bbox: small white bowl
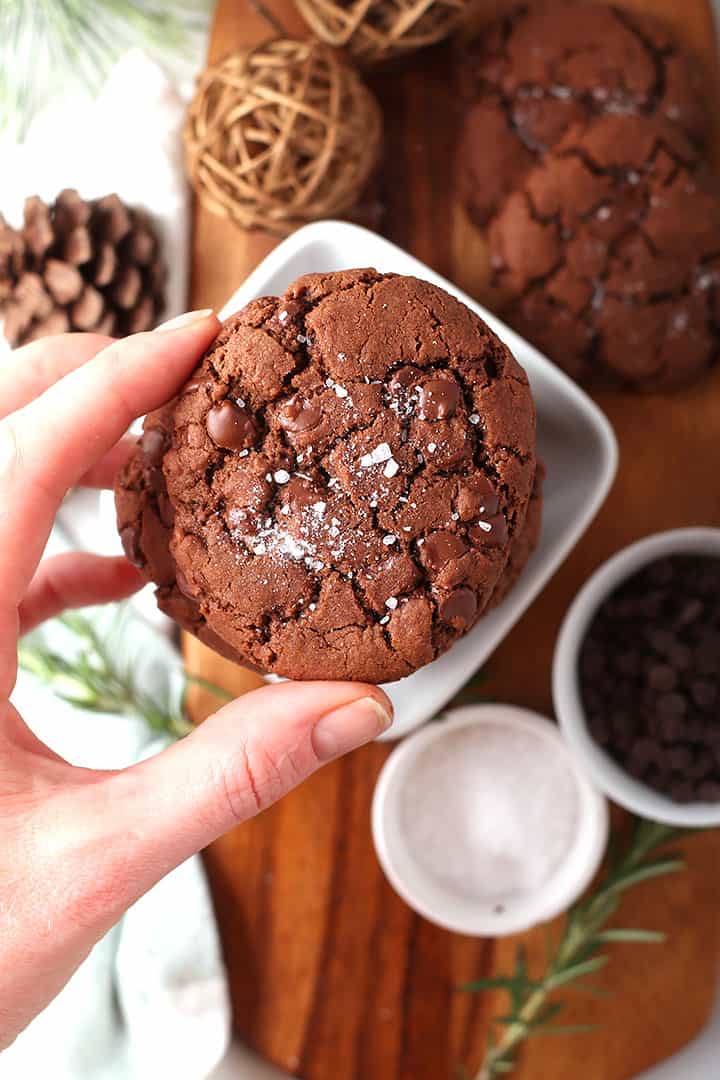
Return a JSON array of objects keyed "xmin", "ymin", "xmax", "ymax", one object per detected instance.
[
  {"xmin": 554, "ymin": 528, "xmax": 720, "ymax": 828},
  {"xmin": 371, "ymin": 705, "xmax": 608, "ymax": 936}
]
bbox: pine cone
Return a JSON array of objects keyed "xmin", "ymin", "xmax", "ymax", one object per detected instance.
[{"xmin": 0, "ymin": 189, "xmax": 166, "ymax": 348}]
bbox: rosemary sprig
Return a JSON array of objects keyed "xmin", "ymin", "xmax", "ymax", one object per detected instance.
[
  {"xmin": 463, "ymin": 818, "xmax": 693, "ymax": 1079},
  {"xmin": 18, "ymin": 607, "xmax": 231, "ymax": 740}
]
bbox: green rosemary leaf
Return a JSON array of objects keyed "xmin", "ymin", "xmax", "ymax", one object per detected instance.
[
  {"xmin": 594, "ymin": 928, "xmax": 665, "ymax": 944},
  {"xmin": 602, "ymin": 857, "xmax": 683, "ymax": 895},
  {"xmin": 533, "ymin": 1002, "xmax": 564, "ymax": 1027},
  {"xmin": 460, "ymin": 977, "xmax": 529, "ymax": 994},
  {"xmin": 528, "ymin": 1024, "xmax": 600, "ymax": 1038},
  {"xmin": 545, "ymin": 956, "xmax": 608, "ymax": 990}
]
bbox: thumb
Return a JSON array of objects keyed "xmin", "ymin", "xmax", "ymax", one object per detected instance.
[{"xmin": 101, "ymin": 680, "xmax": 392, "ymax": 909}]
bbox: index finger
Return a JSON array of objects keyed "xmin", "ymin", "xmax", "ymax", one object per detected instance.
[
  {"xmin": 0, "ymin": 333, "xmax": 113, "ymax": 419},
  {"xmin": 0, "ymin": 310, "xmax": 218, "ymax": 609}
]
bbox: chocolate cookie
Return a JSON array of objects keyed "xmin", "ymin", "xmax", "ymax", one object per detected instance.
[
  {"xmin": 116, "ymin": 269, "xmax": 537, "ymax": 683},
  {"xmin": 459, "ymin": 2, "xmax": 707, "ymax": 224},
  {"xmin": 489, "ymin": 114, "xmax": 720, "ymax": 391}
]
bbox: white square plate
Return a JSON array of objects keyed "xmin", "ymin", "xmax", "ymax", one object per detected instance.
[{"xmin": 220, "ymin": 221, "xmax": 618, "ymax": 739}]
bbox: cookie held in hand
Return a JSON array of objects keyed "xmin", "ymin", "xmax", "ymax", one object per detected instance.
[{"xmin": 116, "ymin": 269, "xmax": 537, "ymax": 682}]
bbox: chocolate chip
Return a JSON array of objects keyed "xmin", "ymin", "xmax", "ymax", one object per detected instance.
[
  {"xmin": 422, "ymin": 530, "xmax": 467, "ymax": 570},
  {"xmin": 667, "ymin": 745, "xmax": 693, "ymax": 772},
  {"xmin": 581, "ymin": 647, "xmax": 606, "ymax": 680},
  {"xmin": 278, "ymin": 393, "xmax": 322, "ymax": 433},
  {"xmin": 120, "ymin": 524, "xmax": 142, "ymax": 565},
  {"xmin": 695, "ymin": 631, "xmax": 720, "ymax": 674},
  {"xmin": 182, "ymin": 372, "xmax": 207, "ymax": 395},
  {"xmin": 658, "ymin": 691, "xmax": 687, "ymax": 716},
  {"xmin": 691, "ymin": 679, "xmax": 716, "ymax": 708},
  {"xmin": 647, "ymin": 628, "xmax": 677, "ymax": 656},
  {"xmin": 469, "ymin": 512, "xmax": 508, "ymax": 548},
  {"xmin": 418, "ymin": 378, "xmax": 461, "ymax": 420},
  {"xmin": 648, "ymin": 663, "xmax": 677, "ymax": 692},
  {"xmin": 675, "ymin": 598, "xmax": 704, "ymax": 628},
  {"xmin": 157, "ymin": 493, "xmax": 175, "ymax": 527},
  {"xmin": 206, "ymin": 401, "xmax": 257, "ymax": 450},
  {"xmin": 146, "ymin": 466, "xmax": 165, "ymax": 495},
  {"xmin": 141, "ymin": 428, "xmax": 167, "ymax": 467},
  {"xmin": 176, "ymin": 567, "xmax": 195, "ymax": 598},
  {"xmin": 439, "ymin": 587, "xmax": 477, "ymax": 627}
]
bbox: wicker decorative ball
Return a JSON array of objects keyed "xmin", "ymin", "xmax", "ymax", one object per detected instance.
[
  {"xmin": 183, "ymin": 39, "xmax": 383, "ymax": 235},
  {"xmin": 294, "ymin": 0, "xmax": 470, "ymax": 62}
]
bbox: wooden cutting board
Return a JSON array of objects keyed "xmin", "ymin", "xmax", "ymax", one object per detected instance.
[{"xmin": 185, "ymin": 2, "xmax": 720, "ymax": 1077}]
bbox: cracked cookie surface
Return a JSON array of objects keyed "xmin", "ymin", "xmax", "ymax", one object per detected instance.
[
  {"xmin": 489, "ymin": 114, "xmax": 720, "ymax": 391},
  {"xmin": 116, "ymin": 269, "xmax": 536, "ymax": 682},
  {"xmin": 459, "ymin": 2, "xmax": 708, "ymax": 224}
]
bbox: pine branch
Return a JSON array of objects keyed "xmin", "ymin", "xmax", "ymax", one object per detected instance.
[
  {"xmin": 462, "ymin": 818, "xmax": 695, "ymax": 1080},
  {"xmin": 0, "ymin": 0, "xmax": 213, "ymax": 139}
]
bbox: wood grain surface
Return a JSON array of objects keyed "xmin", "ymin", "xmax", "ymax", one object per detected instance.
[{"xmin": 186, "ymin": 2, "xmax": 720, "ymax": 1076}]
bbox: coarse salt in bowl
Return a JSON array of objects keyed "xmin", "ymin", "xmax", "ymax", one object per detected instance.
[{"xmin": 371, "ymin": 705, "xmax": 608, "ymax": 936}]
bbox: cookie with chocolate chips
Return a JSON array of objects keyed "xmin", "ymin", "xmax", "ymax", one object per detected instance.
[
  {"xmin": 489, "ymin": 114, "xmax": 720, "ymax": 391},
  {"xmin": 115, "ymin": 268, "xmax": 537, "ymax": 682},
  {"xmin": 458, "ymin": 2, "xmax": 707, "ymax": 224}
]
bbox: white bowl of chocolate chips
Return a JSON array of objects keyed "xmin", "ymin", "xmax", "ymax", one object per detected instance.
[{"xmin": 554, "ymin": 528, "xmax": 720, "ymax": 827}]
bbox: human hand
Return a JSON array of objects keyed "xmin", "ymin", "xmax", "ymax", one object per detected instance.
[{"xmin": 0, "ymin": 313, "xmax": 392, "ymax": 1049}]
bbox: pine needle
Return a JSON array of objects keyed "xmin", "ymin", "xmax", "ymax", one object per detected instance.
[{"xmin": 0, "ymin": 0, "xmax": 213, "ymax": 139}]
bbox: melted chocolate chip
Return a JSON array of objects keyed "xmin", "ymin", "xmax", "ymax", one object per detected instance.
[
  {"xmin": 157, "ymin": 493, "xmax": 175, "ymax": 527},
  {"xmin": 278, "ymin": 393, "xmax": 322, "ymax": 433},
  {"xmin": 206, "ymin": 400, "xmax": 257, "ymax": 450},
  {"xmin": 439, "ymin": 587, "xmax": 477, "ymax": 627},
  {"xmin": 176, "ymin": 567, "xmax": 195, "ymax": 599},
  {"xmin": 470, "ymin": 512, "xmax": 508, "ymax": 548},
  {"xmin": 120, "ymin": 524, "xmax": 142, "ymax": 565},
  {"xmin": 419, "ymin": 378, "xmax": 461, "ymax": 420},
  {"xmin": 286, "ymin": 477, "xmax": 318, "ymax": 511},
  {"xmin": 182, "ymin": 373, "xmax": 207, "ymax": 395},
  {"xmin": 146, "ymin": 465, "xmax": 165, "ymax": 495},
  {"xmin": 141, "ymin": 428, "xmax": 167, "ymax": 466},
  {"xmin": 422, "ymin": 530, "xmax": 467, "ymax": 570}
]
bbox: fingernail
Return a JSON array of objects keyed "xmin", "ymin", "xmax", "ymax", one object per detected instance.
[
  {"xmin": 155, "ymin": 309, "xmax": 215, "ymax": 332},
  {"xmin": 312, "ymin": 696, "xmax": 393, "ymax": 761}
]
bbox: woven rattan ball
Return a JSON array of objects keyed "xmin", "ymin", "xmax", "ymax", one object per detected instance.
[
  {"xmin": 184, "ymin": 39, "xmax": 383, "ymax": 235},
  {"xmin": 294, "ymin": 0, "xmax": 469, "ymax": 62}
]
